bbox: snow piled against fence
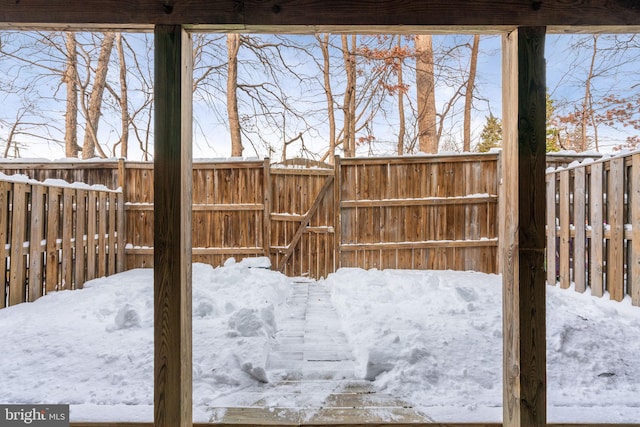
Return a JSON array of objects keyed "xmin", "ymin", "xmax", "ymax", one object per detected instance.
[
  {"xmin": 326, "ymin": 268, "xmax": 640, "ymax": 422},
  {"xmin": 0, "ymin": 261, "xmax": 639, "ymax": 423},
  {"xmin": 0, "ymin": 259, "xmax": 290, "ymax": 422}
]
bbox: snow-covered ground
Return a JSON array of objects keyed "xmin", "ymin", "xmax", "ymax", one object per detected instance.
[{"xmin": 0, "ymin": 258, "xmax": 638, "ymax": 423}]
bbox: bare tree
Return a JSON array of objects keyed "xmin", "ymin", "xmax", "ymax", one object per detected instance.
[
  {"xmin": 317, "ymin": 34, "xmax": 337, "ymax": 163},
  {"xmin": 415, "ymin": 35, "xmax": 437, "ymax": 153},
  {"xmin": 81, "ymin": 32, "xmax": 115, "ymax": 159},
  {"xmin": 63, "ymin": 32, "xmax": 80, "ymax": 157},
  {"xmin": 341, "ymin": 34, "xmax": 357, "ymax": 157},
  {"xmin": 463, "ymin": 35, "xmax": 480, "ymax": 152},
  {"xmin": 226, "ymin": 33, "xmax": 243, "ymax": 157}
]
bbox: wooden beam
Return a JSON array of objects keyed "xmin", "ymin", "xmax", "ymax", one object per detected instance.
[
  {"xmin": 501, "ymin": 27, "xmax": 547, "ymax": 427},
  {"xmin": 1, "ymin": 0, "xmax": 640, "ymax": 31},
  {"xmin": 154, "ymin": 24, "xmax": 192, "ymax": 427}
]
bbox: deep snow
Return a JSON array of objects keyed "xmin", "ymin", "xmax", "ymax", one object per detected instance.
[{"xmin": 0, "ymin": 258, "xmax": 638, "ymax": 423}]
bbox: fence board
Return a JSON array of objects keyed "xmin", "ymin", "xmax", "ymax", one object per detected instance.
[
  {"xmin": 9, "ymin": 184, "xmax": 27, "ymax": 306},
  {"xmin": 607, "ymin": 158, "xmax": 625, "ymax": 301},
  {"xmin": 29, "ymin": 185, "xmax": 44, "ymax": 301},
  {"xmin": 559, "ymin": 170, "xmax": 570, "ymax": 289},
  {"xmin": 573, "ymin": 167, "xmax": 586, "ymax": 293},
  {"xmin": 75, "ymin": 190, "xmax": 87, "ymax": 289},
  {"xmin": 98, "ymin": 192, "xmax": 107, "ymax": 278},
  {"xmin": 590, "ymin": 162, "xmax": 604, "ymax": 297},
  {"xmin": 546, "ymin": 173, "xmax": 556, "ymax": 286},
  {"xmin": 108, "ymin": 192, "xmax": 117, "ymax": 275},
  {"xmin": 116, "ymin": 192, "xmax": 125, "ymax": 273},
  {"xmin": 45, "ymin": 187, "xmax": 61, "ymax": 293},
  {"xmin": 86, "ymin": 192, "xmax": 97, "ymax": 281},
  {"xmin": 62, "ymin": 188, "xmax": 73, "ymax": 290}
]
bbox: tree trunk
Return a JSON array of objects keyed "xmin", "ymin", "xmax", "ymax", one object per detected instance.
[
  {"xmin": 64, "ymin": 32, "xmax": 80, "ymax": 158},
  {"xmin": 82, "ymin": 32, "xmax": 115, "ymax": 159},
  {"xmin": 342, "ymin": 34, "xmax": 357, "ymax": 157},
  {"xmin": 464, "ymin": 35, "xmax": 480, "ymax": 152},
  {"xmin": 415, "ymin": 35, "xmax": 437, "ymax": 153},
  {"xmin": 582, "ymin": 35, "xmax": 598, "ymax": 152},
  {"xmin": 116, "ymin": 33, "xmax": 129, "ymax": 158},
  {"xmin": 397, "ymin": 36, "xmax": 406, "ymax": 155},
  {"xmin": 319, "ymin": 34, "xmax": 337, "ymax": 163},
  {"xmin": 227, "ymin": 33, "xmax": 243, "ymax": 157}
]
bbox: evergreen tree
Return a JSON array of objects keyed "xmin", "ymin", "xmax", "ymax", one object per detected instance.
[
  {"xmin": 546, "ymin": 94, "xmax": 561, "ymax": 152},
  {"xmin": 477, "ymin": 114, "xmax": 502, "ymax": 152}
]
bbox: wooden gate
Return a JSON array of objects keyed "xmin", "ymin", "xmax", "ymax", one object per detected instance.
[{"xmin": 270, "ymin": 167, "xmax": 336, "ymax": 278}]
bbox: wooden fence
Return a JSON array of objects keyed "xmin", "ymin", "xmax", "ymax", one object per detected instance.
[
  {"xmin": 0, "ymin": 154, "xmax": 500, "ymax": 279},
  {"xmin": 546, "ymin": 151, "xmax": 640, "ymax": 306},
  {"xmin": 0, "ymin": 173, "xmax": 125, "ymax": 308}
]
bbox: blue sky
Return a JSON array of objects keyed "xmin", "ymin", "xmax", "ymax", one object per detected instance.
[{"xmin": 0, "ymin": 32, "xmax": 638, "ymax": 160}]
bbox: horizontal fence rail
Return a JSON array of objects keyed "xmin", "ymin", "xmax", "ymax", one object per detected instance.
[
  {"xmin": 546, "ymin": 152, "xmax": 640, "ymax": 307},
  {"xmin": 0, "ymin": 174, "xmax": 125, "ymax": 308},
  {"xmin": 0, "ymin": 152, "xmax": 517, "ymax": 281}
]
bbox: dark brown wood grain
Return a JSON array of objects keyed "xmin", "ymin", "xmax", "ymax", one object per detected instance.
[
  {"xmin": 153, "ymin": 25, "xmax": 193, "ymax": 427},
  {"xmin": 1, "ymin": 0, "xmax": 640, "ymax": 31},
  {"xmin": 501, "ymin": 27, "xmax": 547, "ymax": 427}
]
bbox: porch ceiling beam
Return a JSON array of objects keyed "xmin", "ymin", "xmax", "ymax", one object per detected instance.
[{"xmin": 0, "ymin": 0, "xmax": 639, "ymax": 31}]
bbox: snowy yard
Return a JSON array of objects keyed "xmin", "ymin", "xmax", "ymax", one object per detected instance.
[{"xmin": 0, "ymin": 258, "xmax": 639, "ymax": 423}]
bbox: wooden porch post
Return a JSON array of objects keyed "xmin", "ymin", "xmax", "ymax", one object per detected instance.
[
  {"xmin": 154, "ymin": 25, "xmax": 193, "ymax": 427},
  {"xmin": 501, "ymin": 27, "xmax": 547, "ymax": 427}
]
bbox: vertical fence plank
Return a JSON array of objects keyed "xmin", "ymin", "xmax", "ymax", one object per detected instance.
[
  {"xmin": 590, "ymin": 162, "xmax": 604, "ymax": 297},
  {"xmin": 28, "ymin": 185, "xmax": 44, "ymax": 302},
  {"xmin": 0, "ymin": 181, "xmax": 9, "ymax": 308},
  {"xmin": 573, "ymin": 167, "xmax": 586, "ymax": 293},
  {"xmin": 546, "ymin": 172, "xmax": 557, "ymax": 286},
  {"xmin": 632, "ymin": 153, "xmax": 640, "ymax": 306},
  {"xmin": 559, "ymin": 170, "xmax": 570, "ymax": 289},
  {"xmin": 9, "ymin": 184, "xmax": 27, "ymax": 306},
  {"xmin": 608, "ymin": 157, "xmax": 625, "ymax": 301},
  {"xmin": 263, "ymin": 158, "xmax": 271, "ymax": 261},
  {"xmin": 108, "ymin": 192, "xmax": 117, "ymax": 275},
  {"xmin": 334, "ymin": 156, "xmax": 342, "ymax": 272},
  {"xmin": 86, "ymin": 191, "xmax": 97, "ymax": 281},
  {"xmin": 45, "ymin": 187, "xmax": 61, "ymax": 294},
  {"xmin": 75, "ymin": 189, "xmax": 87, "ymax": 289},
  {"xmin": 98, "ymin": 192, "xmax": 108, "ymax": 278},
  {"xmin": 116, "ymin": 192, "xmax": 125, "ymax": 273},
  {"xmin": 62, "ymin": 188, "xmax": 73, "ymax": 290}
]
